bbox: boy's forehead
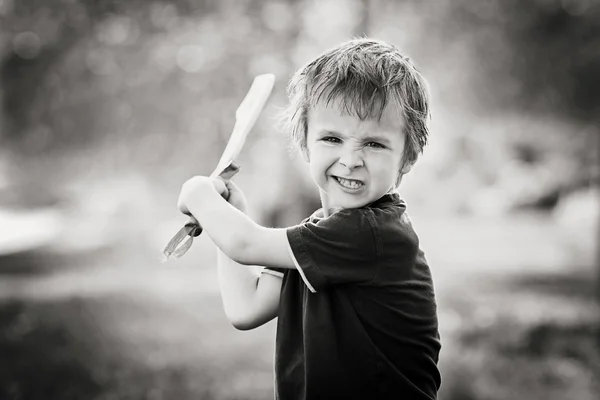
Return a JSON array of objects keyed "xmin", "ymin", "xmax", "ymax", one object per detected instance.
[{"xmin": 309, "ymin": 99, "xmax": 405, "ymax": 133}]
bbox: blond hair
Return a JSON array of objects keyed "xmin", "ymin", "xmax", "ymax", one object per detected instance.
[{"xmin": 281, "ymin": 38, "xmax": 431, "ymax": 168}]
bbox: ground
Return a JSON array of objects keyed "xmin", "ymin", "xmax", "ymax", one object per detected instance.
[{"xmin": 0, "ymin": 207, "xmax": 598, "ymax": 400}]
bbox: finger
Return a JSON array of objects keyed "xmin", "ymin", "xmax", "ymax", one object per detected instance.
[
  {"xmin": 224, "ymin": 179, "xmax": 241, "ymax": 193},
  {"xmin": 178, "ymin": 200, "xmax": 191, "ymax": 216},
  {"xmin": 185, "ymin": 217, "xmax": 203, "ymax": 237},
  {"xmin": 213, "ymin": 177, "xmax": 231, "ymax": 200},
  {"xmin": 186, "ymin": 216, "xmax": 198, "ymax": 226}
]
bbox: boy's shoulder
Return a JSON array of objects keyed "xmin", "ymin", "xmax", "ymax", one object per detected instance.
[{"xmin": 299, "ymin": 193, "xmax": 412, "ymax": 248}]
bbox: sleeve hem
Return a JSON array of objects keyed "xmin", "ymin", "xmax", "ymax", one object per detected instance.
[
  {"xmin": 261, "ymin": 268, "xmax": 284, "ymax": 279},
  {"xmin": 286, "ymin": 226, "xmax": 326, "ymax": 292}
]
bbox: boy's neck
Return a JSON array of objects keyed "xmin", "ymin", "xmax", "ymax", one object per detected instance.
[
  {"xmin": 319, "ymin": 187, "xmax": 401, "ymax": 217},
  {"xmin": 319, "ymin": 189, "xmax": 336, "ymax": 217}
]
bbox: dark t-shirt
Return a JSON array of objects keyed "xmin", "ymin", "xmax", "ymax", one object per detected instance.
[{"xmin": 264, "ymin": 193, "xmax": 441, "ymax": 400}]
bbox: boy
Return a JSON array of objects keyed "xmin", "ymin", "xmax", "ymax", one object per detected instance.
[{"xmin": 177, "ymin": 38, "xmax": 441, "ymax": 399}]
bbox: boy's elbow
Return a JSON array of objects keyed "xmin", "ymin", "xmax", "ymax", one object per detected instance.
[
  {"xmin": 222, "ymin": 297, "xmax": 261, "ymax": 331},
  {"xmin": 231, "ymin": 319, "xmax": 258, "ymax": 331},
  {"xmin": 227, "ymin": 312, "xmax": 260, "ymax": 331}
]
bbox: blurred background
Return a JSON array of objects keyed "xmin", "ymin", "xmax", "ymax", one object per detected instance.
[{"xmin": 1, "ymin": 0, "xmax": 599, "ymax": 399}]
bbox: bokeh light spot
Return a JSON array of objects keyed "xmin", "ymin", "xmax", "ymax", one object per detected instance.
[
  {"xmin": 150, "ymin": 3, "xmax": 178, "ymax": 29},
  {"xmin": 561, "ymin": 0, "xmax": 591, "ymax": 16},
  {"xmin": 0, "ymin": 0, "xmax": 14, "ymax": 16},
  {"xmin": 12, "ymin": 31, "xmax": 42, "ymax": 60},
  {"xmin": 86, "ymin": 48, "xmax": 120, "ymax": 76},
  {"xmin": 261, "ymin": 2, "xmax": 293, "ymax": 33},
  {"xmin": 249, "ymin": 54, "xmax": 288, "ymax": 77},
  {"xmin": 96, "ymin": 16, "xmax": 133, "ymax": 45},
  {"xmin": 176, "ymin": 45, "xmax": 206, "ymax": 73},
  {"xmin": 152, "ymin": 41, "xmax": 176, "ymax": 72}
]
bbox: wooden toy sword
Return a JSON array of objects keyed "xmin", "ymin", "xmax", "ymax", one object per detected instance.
[{"xmin": 163, "ymin": 73, "xmax": 275, "ymax": 260}]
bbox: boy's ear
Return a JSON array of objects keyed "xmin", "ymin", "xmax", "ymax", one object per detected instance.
[
  {"xmin": 400, "ymin": 161, "xmax": 414, "ymax": 175},
  {"xmin": 394, "ymin": 161, "xmax": 414, "ymax": 188},
  {"xmin": 301, "ymin": 147, "xmax": 310, "ymax": 162}
]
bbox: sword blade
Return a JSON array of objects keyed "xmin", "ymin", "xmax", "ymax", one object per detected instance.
[{"xmin": 211, "ymin": 74, "xmax": 275, "ymax": 177}]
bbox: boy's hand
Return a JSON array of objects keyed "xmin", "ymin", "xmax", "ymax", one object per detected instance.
[
  {"xmin": 177, "ymin": 176, "xmax": 228, "ymax": 216},
  {"xmin": 177, "ymin": 176, "xmax": 248, "ymax": 216},
  {"xmin": 222, "ymin": 179, "xmax": 249, "ymax": 213}
]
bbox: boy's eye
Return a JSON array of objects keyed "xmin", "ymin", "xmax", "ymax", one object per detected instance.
[
  {"xmin": 366, "ymin": 142, "xmax": 385, "ymax": 149},
  {"xmin": 322, "ymin": 136, "xmax": 341, "ymax": 143}
]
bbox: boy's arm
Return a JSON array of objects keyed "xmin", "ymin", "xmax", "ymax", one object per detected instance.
[
  {"xmin": 180, "ymin": 177, "xmax": 296, "ymax": 269},
  {"xmin": 216, "ymin": 249, "xmax": 282, "ymax": 330},
  {"xmin": 178, "ymin": 177, "xmax": 291, "ymax": 330}
]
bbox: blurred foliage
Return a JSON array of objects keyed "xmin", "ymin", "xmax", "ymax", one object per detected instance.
[
  {"xmin": 0, "ymin": 0, "xmax": 598, "ymax": 222},
  {"xmin": 444, "ymin": 0, "xmax": 600, "ymax": 121},
  {"xmin": 1, "ymin": 0, "xmax": 296, "ymax": 158},
  {"xmin": 0, "ymin": 0, "xmax": 598, "ymax": 194}
]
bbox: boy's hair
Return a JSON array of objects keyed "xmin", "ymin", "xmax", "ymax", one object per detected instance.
[{"xmin": 282, "ymin": 38, "xmax": 430, "ymax": 170}]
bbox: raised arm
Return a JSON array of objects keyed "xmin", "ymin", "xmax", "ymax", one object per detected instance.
[
  {"xmin": 178, "ymin": 177, "xmax": 292, "ymax": 330},
  {"xmin": 178, "ymin": 176, "xmax": 296, "ymax": 269}
]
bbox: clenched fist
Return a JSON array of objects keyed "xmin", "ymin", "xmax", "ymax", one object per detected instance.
[{"xmin": 177, "ymin": 176, "xmax": 228, "ymax": 216}]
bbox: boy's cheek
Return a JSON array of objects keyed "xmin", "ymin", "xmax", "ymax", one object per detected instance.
[{"xmin": 309, "ymin": 162, "xmax": 329, "ymax": 184}]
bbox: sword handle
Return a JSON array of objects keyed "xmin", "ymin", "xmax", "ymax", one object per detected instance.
[
  {"xmin": 187, "ymin": 218, "xmax": 203, "ymax": 237},
  {"xmin": 187, "ymin": 161, "xmax": 239, "ymax": 235},
  {"xmin": 163, "ymin": 162, "xmax": 240, "ymax": 260}
]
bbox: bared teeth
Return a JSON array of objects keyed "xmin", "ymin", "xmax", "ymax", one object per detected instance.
[{"xmin": 336, "ymin": 177, "xmax": 363, "ymax": 189}]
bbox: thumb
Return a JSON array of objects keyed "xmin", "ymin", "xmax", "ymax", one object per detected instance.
[{"xmin": 212, "ymin": 177, "xmax": 230, "ymax": 199}]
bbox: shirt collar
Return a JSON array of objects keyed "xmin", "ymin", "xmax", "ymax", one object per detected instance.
[{"xmin": 309, "ymin": 193, "xmax": 405, "ymax": 223}]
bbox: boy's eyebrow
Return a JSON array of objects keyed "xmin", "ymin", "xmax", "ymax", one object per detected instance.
[
  {"xmin": 318, "ymin": 129, "xmax": 343, "ymax": 137},
  {"xmin": 363, "ymin": 135, "xmax": 391, "ymax": 144},
  {"xmin": 319, "ymin": 130, "xmax": 392, "ymax": 145}
]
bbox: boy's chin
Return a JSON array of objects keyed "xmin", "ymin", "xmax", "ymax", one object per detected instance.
[
  {"xmin": 327, "ymin": 195, "xmax": 371, "ymax": 210},
  {"xmin": 329, "ymin": 189, "xmax": 394, "ymax": 210},
  {"xmin": 320, "ymin": 185, "xmax": 383, "ymax": 210}
]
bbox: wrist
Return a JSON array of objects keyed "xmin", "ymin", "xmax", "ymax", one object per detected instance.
[
  {"xmin": 232, "ymin": 202, "xmax": 249, "ymax": 214},
  {"xmin": 187, "ymin": 181, "xmax": 219, "ymax": 216}
]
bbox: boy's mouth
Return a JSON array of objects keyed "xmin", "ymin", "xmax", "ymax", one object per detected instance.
[{"xmin": 333, "ymin": 176, "xmax": 365, "ymax": 190}]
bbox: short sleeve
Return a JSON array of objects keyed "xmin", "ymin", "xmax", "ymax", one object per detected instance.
[
  {"xmin": 261, "ymin": 267, "xmax": 285, "ymax": 279},
  {"xmin": 286, "ymin": 208, "xmax": 378, "ymax": 292}
]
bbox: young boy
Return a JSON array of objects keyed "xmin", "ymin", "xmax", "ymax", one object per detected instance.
[{"xmin": 177, "ymin": 38, "xmax": 441, "ymax": 399}]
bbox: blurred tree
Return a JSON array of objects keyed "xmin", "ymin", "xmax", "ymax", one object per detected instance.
[
  {"xmin": 0, "ymin": 0, "xmax": 205, "ymax": 153},
  {"xmin": 451, "ymin": 0, "xmax": 600, "ymax": 122},
  {"xmin": 452, "ymin": 0, "xmax": 600, "ymax": 302}
]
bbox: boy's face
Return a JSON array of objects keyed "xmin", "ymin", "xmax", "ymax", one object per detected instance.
[{"xmin": 305, "ymin": 100, "xmax": 412, "ymax": 211}]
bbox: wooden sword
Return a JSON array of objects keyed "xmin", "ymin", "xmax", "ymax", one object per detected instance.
[{"xmin": 163, "ymin": 73, "xmax": 275, "ymax": 260}]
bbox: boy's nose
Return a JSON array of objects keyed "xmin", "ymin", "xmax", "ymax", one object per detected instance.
[{"xmin": 338, "ymin": 148, "xmax": 364, "ymax": 170}]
